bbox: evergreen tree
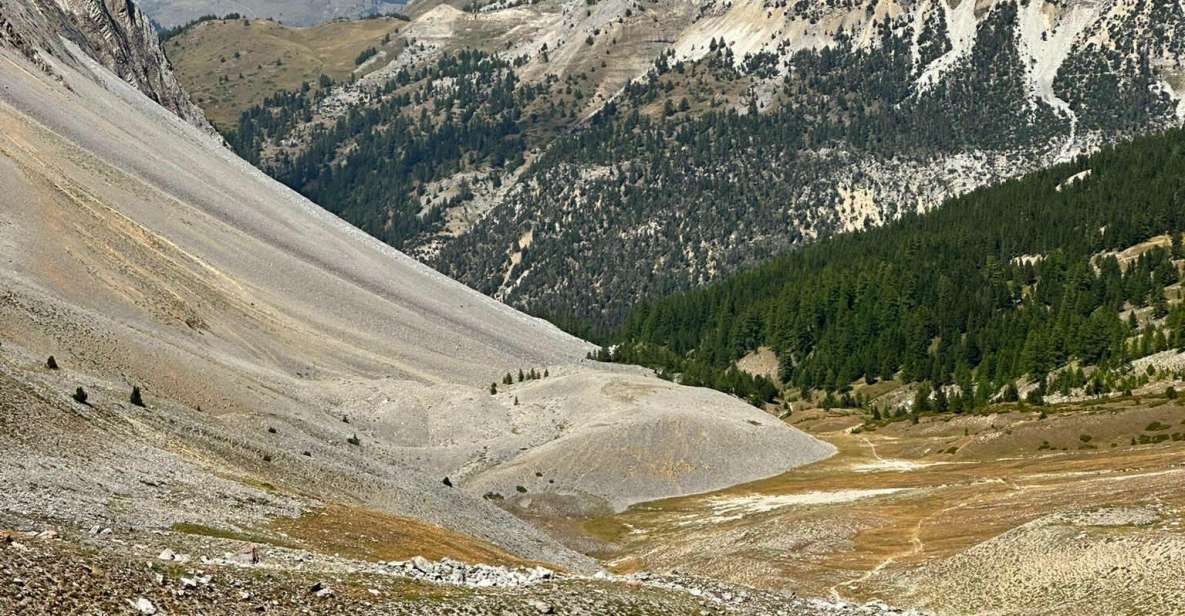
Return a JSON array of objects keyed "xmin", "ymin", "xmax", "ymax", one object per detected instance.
[{"xmin": 130, "ymin": 386, "xmax": 145, "ymax": 408}]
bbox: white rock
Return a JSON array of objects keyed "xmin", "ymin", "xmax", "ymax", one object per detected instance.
[
  {"xmin": 129, "ymin": 597, "xmax": 156, "ymax": 615},
  {"xmin": 411, "ymin": 555, "xmax": 433, "ymax": 573}
]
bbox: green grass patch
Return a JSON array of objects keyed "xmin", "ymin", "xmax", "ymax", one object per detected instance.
[{"xmin": 170, "ymin": 522, "xmax": 298, "ymax": 549}]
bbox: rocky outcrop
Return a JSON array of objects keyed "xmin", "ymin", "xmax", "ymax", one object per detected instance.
[{"xmin": 0, "ymin": 0, "xmax": 212, "ymax": 132}]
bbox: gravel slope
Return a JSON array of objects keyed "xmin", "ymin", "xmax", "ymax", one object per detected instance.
[{"xmin": 0, "ymin": 7, "xmax": 834, "ymax": 572}]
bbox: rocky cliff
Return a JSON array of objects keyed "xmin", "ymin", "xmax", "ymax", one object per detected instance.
[{"xmin": 1, "ymin": 0, "xmax": 212, "ymax": 131}]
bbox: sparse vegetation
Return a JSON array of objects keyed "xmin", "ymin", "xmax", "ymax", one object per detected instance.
[{"xmin": 354, "ymin": 46, "xmax": 378, "ymax": 66}]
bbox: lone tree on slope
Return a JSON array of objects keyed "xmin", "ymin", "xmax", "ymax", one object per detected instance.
[{"xmin": 130, "ymin": 386, "xmax": 145, "ymax": 407}]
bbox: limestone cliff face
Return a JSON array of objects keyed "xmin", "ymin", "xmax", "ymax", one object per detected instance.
[{"xmin": 0, "ymin": 0, "xmax": 212, "ymax": 132}]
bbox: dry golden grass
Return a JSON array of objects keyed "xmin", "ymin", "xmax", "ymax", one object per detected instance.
[
  {"xmin": 167, "ymin": 18, "xmax": 404, "ymax": 128},
  {"xmin": 575, "ymin": 402, "xmax": 1185, "ymax": 604},
  {"xmin": 269, "ymin": 504, "xmax": 535, "ymax": 567}
]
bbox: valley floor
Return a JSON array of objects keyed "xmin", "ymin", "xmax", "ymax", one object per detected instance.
[
  {"xmin": 573, "ymin": 401, "xmax": 1185, "ymax": 615},
  {"xmin": 5, "ymin": 374, "xmax": 1185, "ymax": 614}
]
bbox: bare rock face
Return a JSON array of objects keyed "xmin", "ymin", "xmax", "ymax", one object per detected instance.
[{"xmin": 0, "ymin": 0, "xmax": 212, "ymax": 133}]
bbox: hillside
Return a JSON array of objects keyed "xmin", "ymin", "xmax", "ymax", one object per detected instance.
[
  {"xmin": 611, "ymin": 128, "xmax": 1185, "ymax": 411},
  {"xmin": 173, "ymin": 0, "xmax": 1185, "ymax": 333},
  {"xmin": 0, "ymin": 0, "xmax": 838, "ymax": 604},
  {"xmin": 140, "ymin": 0, "xmax": 406, "ymax": 28},
  {"xmin": 164, "ymin": 16, "xmax": 407, "ymax": 128}
]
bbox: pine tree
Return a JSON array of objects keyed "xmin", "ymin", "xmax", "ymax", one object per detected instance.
[
  {"xmin": 1003, "ymin": 382, "xmax": 1020, "ymax": 402},
  {"xmin": 914, "ymin": 382, "xmax": 932, "ymax": 412},
  {"xmin": 130, "ymin": 386, "xmax": 145, "ymax": 407}
]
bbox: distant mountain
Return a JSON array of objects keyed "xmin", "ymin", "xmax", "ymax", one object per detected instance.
[
  {"xmin": 140, "ymin": 0, "xmax": 405, "ymax": 27},
  {"xmin": 178, "ymin": 0, "xmax": 1185, "ymax": 334}
]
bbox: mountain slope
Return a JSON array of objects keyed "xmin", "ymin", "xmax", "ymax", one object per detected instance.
[
  {"xmin": 0, "ymin": 0, "xmax": 833, "ymax": 573},
  {"xmin": 140, "ymin": 0, "xmax": 405, "ymax": 28},
  {"xmin": 189, "ymin": 0, "xmax": 1185, "ymax": 333},
  {"xmin": 610, "ymin": 128, "xmax": 1185, "ymax": 407},
  {"xmin": 1, "ymin": 0, "xmax": 212, "ymax": 130},
  {"xmin": 164, "ymin": 15, "xmax": 406, "ymax": 128}
]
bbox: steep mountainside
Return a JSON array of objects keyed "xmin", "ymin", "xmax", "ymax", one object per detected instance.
[
  {"xmin": 0, "ymin": 0, "xmax": 833, "ymax": 584},
  {"xmin": 1, "ymin": 0, "xmax": 212, "ymax": 130},
  {"xmin": 184, "ymin": 0, "xmax": 1185, "ymax": 333}
]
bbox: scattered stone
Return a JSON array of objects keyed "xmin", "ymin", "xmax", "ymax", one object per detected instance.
[
  {"xmin": 410, "ymin": 555, "xmax": 432, "ymax": 574},
  {"xmin": 227, "ymin": 545, "xmax": 260, "ymax": 565},
  {"xmin": 129, "ymin": 597, "xmax": 156, "ymax": 615},
  {"xmin": 528, "ymin": 599, "xmax": 554, "ymax": 614}
]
